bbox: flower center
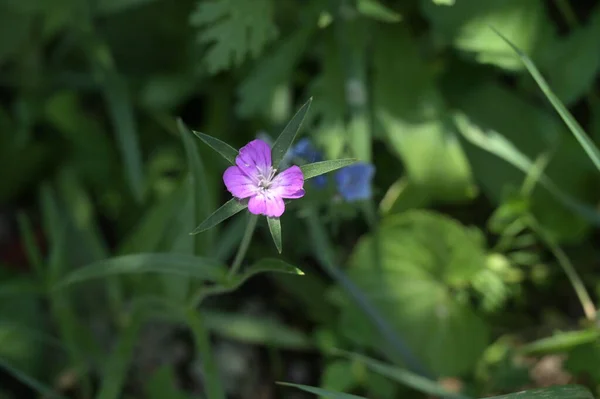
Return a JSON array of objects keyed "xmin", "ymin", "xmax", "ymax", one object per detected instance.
[{"xmin": 257, "ymin": 166, "xmax": 277, "ymax": 191}]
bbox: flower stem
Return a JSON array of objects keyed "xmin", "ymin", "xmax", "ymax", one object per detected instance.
[
  {"xmin": 528, "ymin": 216, "xmax": 597, "ymax": 321},
  {"xmin": 228, "ymin": 213, "xmax": 259, "ymax": 278},
  {"xmin": 304, "ymin": 208, "xmax": 432, "ymax": 378}
]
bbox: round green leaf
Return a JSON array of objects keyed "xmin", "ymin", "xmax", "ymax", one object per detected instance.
[{"xmin": 338, "ymin": 210, "xmax": 490, "ymax": 376}]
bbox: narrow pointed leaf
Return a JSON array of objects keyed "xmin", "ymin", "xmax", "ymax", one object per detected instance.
[
  {"xmin": 267, "ymin": 217, "xmax": 282, "ymax": 253},
  {"xmin": 336, "ymin": 350, "xmax": 469, "ymax": 399},
  {"xmin": 493, "ymin": 28, "xmax": 600, "ymax": 172},
  {"xmin": 100, "ymin": 70, "xmax": 145, "ymax": 202},
  {"xmin": 192, "ymin": 258, "xmax": 304, "ymax": 303},
  {"xmin": 192, "ymin": 130, "xmax": 238, "ymax": 165},
  {"xmin": 485, "ymin": 385, "xmax": 593, "ymax": 399},
  {"xmin": 519, "ymin": 329, "xmax": 600, "ymax": 355},
  {"xmin": 272, "ymin": 98, "xmax": 312, "ymax": 168},
  {"xmin": 191, "ymin": 198, "xmax": 247, "ymax": 234},
  {"xmin": 276, "ymin": 382, "xmax": 367, "ymax": 399},
  {"xmin": 56, "ymin": 253, "xmax": 227, "ymax": 287},
  {"xmin": 300, "ymin": 159, "xmax": 357, "ymax": 180},
  {"xmin": 238, "ymin": 258, "xmax": 303, "ymax": 283},
  {"xmin": 357, "ymin": 0, "xmax": 402, "ymax": 23},
  {"xmin": 0, "ymin": 358, "xmax": 67, "ymax": 399},
  {"xmin": 178, "ymin": 119, "xmax": 214, "ymax": 252}
]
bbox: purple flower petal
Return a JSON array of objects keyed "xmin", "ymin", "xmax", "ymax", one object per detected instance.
[
  {"xmin": 235, "ymin": 139, "xmax": 272, "ymax": 178},
  {"xmin": 248, "ymin": 194, "xmax": 285, "ymax": 217},
  {"xmin": 223, "ymin": 166, "xmax": 256, "ymax": 199},
  {"xmin": 270, "ymin": 165, "xmax": 305, "ymax": 199}
]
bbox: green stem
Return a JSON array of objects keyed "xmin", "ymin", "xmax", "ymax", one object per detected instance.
[
  {"xmin": 228, "ymin": 214, "xmax": 259, "ymax": 278},
  {"xmin": 186, "ymin": 309, "xmax": 226, "ymax": 399},
  {"xmin": 304, "ymin": 209, "xmax": 432, "ymax": 378},
  {"xmin": 528, "ymin": 216, "xmax": 597, "ymax": 321},
  {"xmin": 361, "ymin": 200, "xmax": 383, "ymax": 275},
  {"xmin": 552, "ymin": 0, "xmax": 578, "ymax": 29}
]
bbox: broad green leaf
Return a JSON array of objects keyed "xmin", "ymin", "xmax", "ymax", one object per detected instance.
[
  {"xmin": 519, "ymin": 329, "xmax": 600, "ymax": 355},
  {"xmin": 190, "ymin": 0, "xmax": 278, "ymax": 74},
  {"xmin": 336, "ymin": 210, "xmax": 489, "ymax": 376},
  {"xmin": 267, "ymin": 217, "xmax": 282, "ymax": 254},
  {"xmin": 337, "ymin": 351, "xmax": 469, "ymax": 399},
  {"xmin": 357, "ymin": 0, "xmax": 401, "ymax": 23},
  {"xmin": 373, "ymin": 24, "xmax": 475, "ymax": 201},
  {"xmin": 186, "ymin": 310, "xmax": 226, "ymax": 399},
  {"xmin": 56, "ymin": 253, "xmax": 227, "ymax": 287},
  {"xmin": 565, "ymin": 342, "xmax": 600, "ymax": 383},
  {"xmin": 305, "ymin": 211, "xmax": 427, "ymax": 375},
  {"xmin": 272, "ymin": 98, "xmax": 312, "ymax": 168},
  {"xmin": 421, "ymin": 0, "xmax": 552, "ymax": 71},
  {"xmin": 0, "ymin": 358, "xmax": 66, "ymax": 399},
  {"xmin": 300, "ymin": 159, "xmax": 357, "ymax": 180},
  {"xmin": 493, "ymin": 29, "xmax": 600, "ymax": 172},
  {"xmin": 203, "ymin": 311, "xmax": 311, "ymax": 349},
  {"xmin": 484, "ymin": 385, "xmax": 593, "ymax": 399},
  {"xmin": 96, "ymin": 316, "xmax": 143, "ymax": 399},
  {"xmin": 277, "ymin": 383, "xmax": 367, "ymax": 399},
  {"xmin": 192, "ymin": 131, "xmax": 238, "ymax": 165},
  {"xmin": 191, "ymin": 198, "xmax": 247, "ymax": 234}
]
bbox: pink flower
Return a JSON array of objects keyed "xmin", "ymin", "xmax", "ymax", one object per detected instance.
[{"xmin": 223, "ymin": 139, "xmax": 305, "ymax": 217}]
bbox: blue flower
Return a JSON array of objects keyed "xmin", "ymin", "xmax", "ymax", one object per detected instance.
[
  {"xmin": 290, "ymin": 138, "xmax": 328, "ymax": 189},
  {"xmin": 290, "ymin": 138, "xmax": 323, "ymax": 163},
  {"xmin": 335, "ymin": 162, "xmax": 375, "ymax": 202}
]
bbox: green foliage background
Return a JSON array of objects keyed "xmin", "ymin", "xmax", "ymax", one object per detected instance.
[{"xmin": 2, "ymin": 0, "xmax": 600, "ymax": 398}]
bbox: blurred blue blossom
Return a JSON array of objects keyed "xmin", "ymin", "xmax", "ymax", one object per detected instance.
[
  {"xmin": 290, "ymin": 138, "xmax": 327, "ymax": 188},
  {"xmin": 290, "ymin": 138, "xmax": 322, "ymax": 163},
  {"xmin": 256, "ymin": 134, "xmax": 328, "ymax": 188},
  {"xmin": 335, "ymin": 162, "xmax": 375, "ymax": 202}
]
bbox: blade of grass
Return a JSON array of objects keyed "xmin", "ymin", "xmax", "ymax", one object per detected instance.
[
  {"xmin": 527, "ymin": 215, "xmax": 596, "ymax": 321},
  {"xmin": 271, "ymin": 98, "xmax": 312, "ymax": 168},
  {"xmin": 454, "ymin": 113, "xmax": 600, "ymax": 226},
  {"xmin": 336, "ymin": 350, "xmax": 470, "ymax": 399},
  {"xmin": 186, "ymin": 309, "xmax": 226, "ymax": 399},
  {"xmin": 276, "ymin": 382, "xmax": 367, "ymax": 399},
  {"xmin": 0, "ymin": 358, "xmax": 67, "ymax": 399},
  {"xmin": 16, "ymin": 211, "xmax": 44, "ymax": 278},
  {"xmin": 492, "ymin": 27, "xmax": 600, "ymax": 172},
  {"xmin": 178, "ymin": 119, "xmax": 214, "ymax": 254},
  {"xmin": 96, "ymin": 314, "xmax": 143, "ymax": 399},
  {"xmin": 97, "ymin": 65, "xmax": 145, "ymax": 202}
]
